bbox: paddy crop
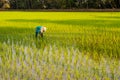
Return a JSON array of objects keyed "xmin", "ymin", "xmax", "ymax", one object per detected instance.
[{"xmin": 0, "ymin": 12, "xmax": 120, "ymax": 79}]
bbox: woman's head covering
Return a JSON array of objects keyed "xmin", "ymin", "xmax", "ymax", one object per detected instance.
[
  {"xmin": 41, "ymin": 26, "xmax": 47, "ymax": 33},
  {"xmin": 43, "ymin": 27, "xmax": 46, "ymax": 32}
]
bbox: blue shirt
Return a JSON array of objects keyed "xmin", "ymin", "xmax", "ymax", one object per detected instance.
[{"xmin": 36, "ymin": 26, "xmax": 42, "ymax": 32}]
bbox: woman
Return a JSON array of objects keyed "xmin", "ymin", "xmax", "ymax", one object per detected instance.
[{"xmin": 35, "ymin": 26, "xmax": 46, "ymax": 38}]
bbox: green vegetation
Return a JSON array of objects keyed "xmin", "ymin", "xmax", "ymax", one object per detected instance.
[
  {"xmin": 0, "ymin": 12, "xmax": 120, "ymax": 79},
  {"xmin": 1, "ymin": 0, "xmax": 120, "ymax": 9}
]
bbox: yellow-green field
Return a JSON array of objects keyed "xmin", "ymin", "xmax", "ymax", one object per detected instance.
[{"xmin": 0, "ymin": 12, "xmax": 120, "ymax": 80}]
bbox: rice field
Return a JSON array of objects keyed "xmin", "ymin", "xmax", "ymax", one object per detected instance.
[{"xmin": 0, "ymin": 12, "xmax": 120, "ymax": 80}]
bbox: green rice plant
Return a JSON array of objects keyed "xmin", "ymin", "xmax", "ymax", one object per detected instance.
[{"xmin": 0, "ymin": 12, "xmax": 120, "ymax": 80}]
